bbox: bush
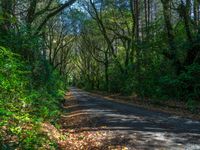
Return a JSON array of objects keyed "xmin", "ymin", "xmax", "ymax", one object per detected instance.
[
  {"xmin": 0, "ymin": 46, "xmax": 66, "ymax": 149},
  {"xmin": 178, "ymin": 64, "xmax": 200, "ymax": 101},
  {"xmin": 160, "ymin": 64, "xmax": 200, "ymax": 101}
]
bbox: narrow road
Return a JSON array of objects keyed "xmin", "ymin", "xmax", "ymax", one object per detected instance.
[{"xmin": 67, "ymin": 87, "xmax": 200, "ymax": 149}]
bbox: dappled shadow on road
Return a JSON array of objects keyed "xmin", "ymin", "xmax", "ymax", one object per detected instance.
[{"xmin": 60, "ymin": 88, "xmax": 200, "ymax": 149}]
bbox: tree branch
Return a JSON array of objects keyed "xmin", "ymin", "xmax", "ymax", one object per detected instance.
[{"xmin": 34, "ymin": 0, "xmax": 76, "ymax": 35}]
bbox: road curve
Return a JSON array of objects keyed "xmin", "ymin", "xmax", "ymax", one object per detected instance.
[{"xmin": 69, "ymin": 87, "xmax": 200, "ymax": 150}]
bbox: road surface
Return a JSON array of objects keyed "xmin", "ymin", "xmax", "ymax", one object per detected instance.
[{"xmin": 66, "ymin": 87, "xmax": 200, "ymax": 150}]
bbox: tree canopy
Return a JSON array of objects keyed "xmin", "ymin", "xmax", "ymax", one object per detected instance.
[{"xmin": 0, "ymin": 0, "xmax": 200, "ymax": 148}]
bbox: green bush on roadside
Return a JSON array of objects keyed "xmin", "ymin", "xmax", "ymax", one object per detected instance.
[{"xmin": 0, "ymin": 46, "xmax": 65, "ymax": 149}]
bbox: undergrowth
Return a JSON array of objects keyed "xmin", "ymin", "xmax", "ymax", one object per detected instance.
[{"xmin": 0, "ymin": 46, "xmax": 66, "ymax": 149}]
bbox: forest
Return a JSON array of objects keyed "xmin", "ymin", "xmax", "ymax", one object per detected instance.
[{"xmin": 0, "ymin": 0, "xmax": 200, "ymax": 149}]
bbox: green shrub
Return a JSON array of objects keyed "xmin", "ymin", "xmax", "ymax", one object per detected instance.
[
  {"xmin": 0, "ymin": 46, "xmax": 66, "ymax": 149},
  {"xmin": 160, "ymin": 64, "xmax": 200, "ymax": 101},
  {"xmin": 186, "ymin": 99, "xmax": 199, "ymax": 113}
]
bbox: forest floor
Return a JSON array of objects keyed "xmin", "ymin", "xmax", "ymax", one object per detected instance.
[{"xmin": 48, "ymin": 87, "xmax": 200, "ymax": 150}]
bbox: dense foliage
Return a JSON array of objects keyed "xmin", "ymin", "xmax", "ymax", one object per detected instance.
[
  {"xmin": 0, "ymin": 0, "xmax": 200, "ymax": 148},
  {"xmin": 0, "ymin": 0, "xmax": 75, "ymax": 149},
  {"xmin": 0, "ymin": 46, "xmax": 65, "ymax": 148},
  {"xmin": 71, "ymin": 0, "xmax": 200, "ymax": 111}
]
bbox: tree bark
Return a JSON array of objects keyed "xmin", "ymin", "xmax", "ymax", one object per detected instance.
[
  {"xmin": 161, "ymin": 0, "xmax": 182, "ymax": 74},
  {"xmin": 0, "ymin": 0, "xmax": 13, "ymax": 34}
]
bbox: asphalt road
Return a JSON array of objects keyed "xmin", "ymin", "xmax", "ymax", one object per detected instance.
[{"xmin": 69, "ymin": 87, "xmax": 200, "ymax": 150}]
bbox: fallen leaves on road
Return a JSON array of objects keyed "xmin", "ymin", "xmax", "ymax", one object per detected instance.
[
  {"xmin": 58, "ymin": 128, "xmax": 108, "ymax": 150},
  {"xmin": 56, "ymin": 91, "xmax": 129, "ymax": 150},
  {"xmin": 58, "ymin": 130, "xmax": 129, "ymax": 150}
]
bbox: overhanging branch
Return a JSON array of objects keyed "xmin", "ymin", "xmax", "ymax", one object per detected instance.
[{"xmin": 34, "ymin": 0, "xmax": 76, "ymax": 35}]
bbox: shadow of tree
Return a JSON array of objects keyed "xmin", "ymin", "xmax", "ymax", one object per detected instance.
[{"xmin": 60, "ymin": 88, "xmax": 200, "ymax": 149}]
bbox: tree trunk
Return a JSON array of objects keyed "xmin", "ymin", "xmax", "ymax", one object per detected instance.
[
  {"xmin": 129, "ymin": 0, "xmax": 135, "ymax": 65},
  {"xmin": 193, "ymin": 0, "xmax": 199, "ymax": 27},
  {"xmin": 161, "ymin": 0, "xmax": 182, "ymax": 74},
  {"xmin": 0, "ymin": 0, "xmax": 13, "ymax": 34},
  {"xmin": 105, "ymin": 52, "xmax": 109, "ymax": 92},
  {"xmin": 179, "ymin": 0, "xmax": 193, "ymax": 43}
]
